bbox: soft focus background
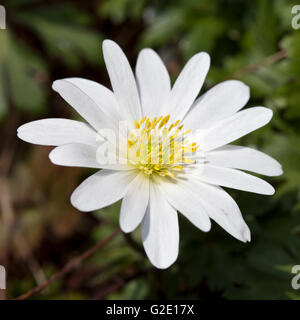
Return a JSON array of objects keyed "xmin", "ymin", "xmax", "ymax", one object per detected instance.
[{"xmin": 0, "ymin": 0, "xmax": 300, "ymax": 300}]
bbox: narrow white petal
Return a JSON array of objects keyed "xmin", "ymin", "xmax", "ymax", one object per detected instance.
[
  {"xmin": 156, "ymin": 179, "xmax": 211, "ymax": 232},
  {"xmin": 196, "ymin": 107, "xmax": 273, "ymax": 151},
  {"xmin": 71, "ymin": 170, "xmax": 137, "ymax": 212},
  {"xmin": 168, "ymin": 52, "xmax": 210, "ymax": 120},
  {"xmin": 61, "ymin": 78, "xmax": 122, "ymax": 121},
  {"xmin": 102, "ymin": 40, "xmax": 142, "ymax": 122},
  {"xmin": 196, "ymin": 164, "xmax": 275, "ymax": 195},
  {"xmin": 184, "ymin": 177, "xmax": 250, "ymax": 242},
  {"xmin": 120, "ymin": 173, "xmax": 149, "ymax": 233},
  {"xmin": 205, "ymin": 145, "xmax": 283, "ymax": 176},
  {"xmin": 17, "ymin": 119, "xmax": 97, "ymax": 146},
  {"xmin": 49, "ymin": 143, "xmax": 131, "ymax": 170},
  {"xmin": 136, "ymin": 48, "xmax": 171, "ymax": 118},
  {"xmin": 184, "ymin": 80, "xmax": 249, "ymax": 130},
  {"xmin": 141, "ymin": 183, "xmax": 179, "ymax": 269},
  {"xmin": 52, "ymin": 79, "xmax": 115, "ymax": 131}
]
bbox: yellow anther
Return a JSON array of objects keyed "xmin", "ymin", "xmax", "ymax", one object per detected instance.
[
  {"xmin": 158, "ymin": 171, "xmax": 167, "ymax": 176},
  {"xmin": 145, "ymin": 118, "xmax": 151, "ymax": 128},
  {"xmin": 182, "ymin": 158, "xmax": 195, "ymax": 164},
  {"xmin": 164, "ymin": 114, "xmax": 170, "ymax": 123},
  {"xmin": 127, "ymin": 139, "xmax": 135, "ymax": 147},
  {"xmin": 184, "ymin": 129, "xmax": 192, "ymax": 135},
  {"xmin": 159, "ymin": 114, "xmax": 170, "ymax": 128},
  {"xmin": 168, "ymin": 124, "xmax": 175, "ymax": 131},
  {"xmin": 158, "ymin": 120, "xmax": 164, "ymax": 129},
  {"xmin": 147, "ymin": 117, "xmax": 155, "ymax": 129},
  {"xmin": 140, "ymin": 116, "xmax": 146, "ymax": 125},
  {"xmin": 154, "ymin": 164, "xmax": 161, "ymax": 170},
  {"xmin": 134, "ymin": 120, "xmax": 140, "ymax": 129},
  {"xmin": 173, "ymin": 166, "xmax": 183, "ymax": 171},
  {"xmin": 157, "ymin": 115, "xmax": 163, "ymax": 123},
  {"xmin": 167, "ymin": 171, "xmax": 175, "ymax": 178}
]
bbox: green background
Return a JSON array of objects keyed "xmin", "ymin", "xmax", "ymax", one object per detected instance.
[{"xmin": 0, "ymin": 0, "xmax": 300, "ymax": 300}]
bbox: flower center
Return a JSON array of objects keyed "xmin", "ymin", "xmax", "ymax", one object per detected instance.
[{"xmin": 126, "ymin": 115, "xmax": 199, "ymax": 178}]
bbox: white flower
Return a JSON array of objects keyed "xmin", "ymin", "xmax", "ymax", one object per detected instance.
[{"xmin": 17, "ymin": 39, "xmax": 283, "ymax": 269}]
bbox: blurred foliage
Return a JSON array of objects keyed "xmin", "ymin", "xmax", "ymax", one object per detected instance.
[{"xmin": 0, "ymin": 0, "xmax": 300, "ymax": 300}]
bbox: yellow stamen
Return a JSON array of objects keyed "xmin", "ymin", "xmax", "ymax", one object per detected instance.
[{"xmin": 127, "ymin": 115, "xmax": 199, "ymax": 178}]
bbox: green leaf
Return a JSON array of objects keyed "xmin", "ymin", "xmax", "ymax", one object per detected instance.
[
  {"xmin": 19, "ymin": 15, "xmax": 103, "ymax": 68},
  {"xmin": 4, "ymin": 32, "xmax": 47, "ymax": 113}
]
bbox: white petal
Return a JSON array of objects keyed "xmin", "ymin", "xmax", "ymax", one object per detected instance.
[
  {"xmin": 184, "ymin": 80, "xmax": 249, "ymax": 130},
  {"xmin": 136, "ymin": 48, "xmax": 171, "ymax": 118},
  {"xmin": 17, "ymin": 119, "xmax": 97, "ymax": 146},
  {"xmin": 205, "ymin": 145, "xmax": 283, "ymax": 176},
  {"xmin": 102, "ymin": 40, "xmax": 142, "ymax": 122},
  {"xmin": 156, "ymin": 178, "xmax": 211, "ymax": 232},
  {"xmin": 196, "ymin": 164, "xmax": 275, "ymax": 195},
  {"xmin": 120, "ymin": 173, "xmax": 149, "ymax": 233},
  {"xmin": 60, "ymin": 78, "xmax": 122, "ymax": 121},
  {"xmin": 196, "ymin": 107, "xmax": 273, "ymax": 151},
  {"xmin": 184, "ymin": 176, "xmax": 250, "ymax": 242},
  {"xmin": 49, "ymin": 143, "xmax": 131, "ymax": 170},
  {"xmin": 50, "ymin": 143, "xmax": 99, "ymax": 168},
  {"xmin": 52, "ymin": 79, "xmax": 115, "ymax": 131},
  {"xmin": 141, "ymin": 183, "xmax": 179, "ymax": 269},
  {"xmin": 168, "ymin": 52, "xmax": 210, "ymax": 120},
  {"xmin": 71, "ymin": 170, "xmax": 137, "ymax": 212}
]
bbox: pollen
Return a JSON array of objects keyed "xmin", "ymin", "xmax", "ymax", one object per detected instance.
[{"xmin": 126, "ymin": 115, "xmax": 199, "ymax": 178}]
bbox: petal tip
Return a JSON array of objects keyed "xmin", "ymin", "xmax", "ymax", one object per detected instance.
[
  {"xmin": 102, "ymin": 39, "xmax": 118, "ymax": 51},
  {"xmin": 119, "ymin": 219, "xmax": 135, "ymax": 234},
  {"xmin": 151, "ymin": 257, "xmax": 177, "ymax": 270},
  {"xmin": 48, "ymin": 148, "xmax": 58, "ymax": 165},
  {"xmin": 260, "ymin": 107, "xmax": 273, "ymax": 123},
  {"xmin": 70, "ymin": 193, "xmax": 89, "ymax": 212},
  {"xmin": 52, "ymin": 79, "xmax": 62, "ymax": 92},
  {"xmin": 199, "ymin": 52, "xmax": 211, "ymax": 68},
  {"xmin": 16, "ymin": 127, "xmax": 24, "ymax": 140},
  {"xmin": 243, "ymin": 227, "xmax": 251, "ymax": 242},
  {"xmin": 267, "ymin": 185, "xmax": 276, "ymax": 195},
  {"xmin": 278, "ymin": 166, "xmax": 284, "ymax": 176},
  {"xmin": 271, "ymin": 165, "xmax": 283, "ymax": 177},
  {"xmin": 202, "ymin": 221, "xmax": 212, "ymax": 233}
]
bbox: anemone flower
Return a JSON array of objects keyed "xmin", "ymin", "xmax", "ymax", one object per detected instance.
[{"xmin": 17, "ymin": 39, "xmax": 282, "ymax": 269}]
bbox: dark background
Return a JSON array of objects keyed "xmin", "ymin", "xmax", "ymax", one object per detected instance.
[{"xmin": 0, "ymin": 0, "xmax": 300, "ymax": 300}]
